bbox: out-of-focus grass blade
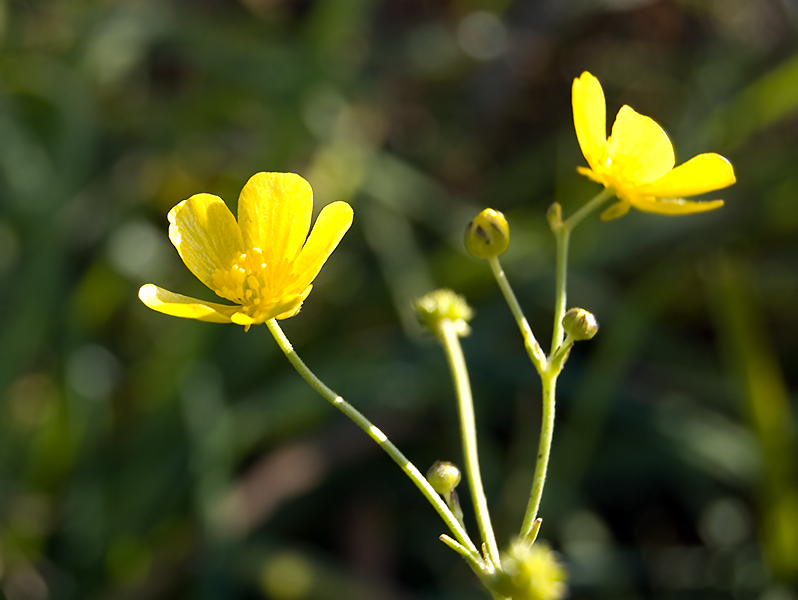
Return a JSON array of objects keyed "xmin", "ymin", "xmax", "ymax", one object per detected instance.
[
  {"xmin": 710, "ymin": 52, "xmax": 798, "ymax": 149},
  {"xmin": 710, "ymin": 255, "xmax": 798, "ymax": 582}
]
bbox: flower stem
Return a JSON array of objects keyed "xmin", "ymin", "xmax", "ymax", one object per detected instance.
[
  {"xmin": 563, "ymin": 188, "xmax": 614, "ymax": 232},
  {"xmin": 550, "ymin": 227, "xmax": 572, "ymax": 351},
  {"xmin": 551, "ymin": 188, "xmax": 613, "ymax": 350},
  {"xmin": 488, "ymin": 256, "xmax": 547, "ymax": 376},
  {"xmin": 519, "ymin": 369, "xmax": 557, "ymax": 541},
  {"xmin": 265, "ymin": 319, "xmax": 483, "ymax": 567},
  {"xmin": 518, "ymin": 188, "xmax": 612, "ymax": 541},
  {"xmin": 438, "ymin": 318, "xmax": 502, "ymax": 568}
]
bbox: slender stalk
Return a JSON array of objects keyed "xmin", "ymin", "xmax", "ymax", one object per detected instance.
[
  {"xmin": 488, "ymin": 256, "xmax": 547, "ymax": 375},
  {"xmin": 440, "ymin": 535, "xmax": 476, "ymax": 561},
  {"xmin": 563, "ymin": 187, "xmax": 614, "ymax": 231},
  {"xmin": 550, "ymin": 228, "xmax": 571, "ymax": 351},
  {"xmin": 517, "ymin": 188, "xmax": 613, "ymax": 541},
  {"xmin": 549, "ymin": 335, "xmax": 575, "ymax": 373},
  {"xmin": 266, "ymin": 319, "xmax": 482, "ymax": 566},
  {"xmin": 519, "ymin": 370, "xmax": 557, "ymax": 540},
  {"xmin": 551, "ymin": 189, "xmax": 613, "ymax": 351},
  {"xmin": 438, "ymin": 319, "xmax": 501, "ymax": 568}
]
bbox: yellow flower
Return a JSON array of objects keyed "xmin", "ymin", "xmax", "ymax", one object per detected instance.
[
  {"xmin": 572, "ymin": 71, "xmax": 736, "ymax": 220},
  {"xmin": 139, "ymin": 172, "xmax": 353, "ymax": 330}
]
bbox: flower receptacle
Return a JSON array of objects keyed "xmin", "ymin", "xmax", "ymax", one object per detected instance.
[{"xmin": 414, "ymin": 289, "xmax": 473, "ymax": 339}]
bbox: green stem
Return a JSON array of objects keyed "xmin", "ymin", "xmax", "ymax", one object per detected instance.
[
  {"xmin": 439, "ymin": 319, "xmax": 501, "ymax": 568},
  {"xmin": 520, "ymin": 188, "xmax": 613, "ymax": 541},
  {"xmin": 488, "ymin": 256, "xmax": 547, "ymax": 376},
  {"xmin": 519, "ymin": 370, "xmax": 558, "ymax": 541},
  {"xmin": 551, "ymin": 189, "xmax": 613, "ymax": 351},
  {"xmin": 266, "ymin": 319, "xmax": 483, "ymax": 566},
  {"xmin": 550, "ymin": 335, "xmax": 575, "ymax": 372},
  {"xmin": 563, "ymin": 188, "xmax": 614, "ymax": 232},
  {"xmin": 550, "ymin": 227, "xmax": 572, "ymax": 351},
  {"xmin": 552, "ymin": 189, "xmax": 614, "ymax": 347}
]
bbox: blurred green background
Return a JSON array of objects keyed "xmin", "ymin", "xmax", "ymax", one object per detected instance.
[{"xmin": 1, "ymin": 0, "xmax": 797, "ymax": 598}]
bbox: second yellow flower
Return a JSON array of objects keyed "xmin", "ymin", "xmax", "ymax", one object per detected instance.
[{"xmin": 572, "ymin": 71, "xmax": 736, "ymax": 220}]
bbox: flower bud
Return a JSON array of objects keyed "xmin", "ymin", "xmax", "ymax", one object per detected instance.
[
  {"xmin": 490, "ymin": 541, "xmax": 567, "ymax": 600},
  {"xmin": 426, "ymin": 461, "xmax": 461, "ymax": 495},
  {"xmin": 562, "ymin": 308, "xmax": 599, "ymax": 341},
  {"xmin": 546, "ymin": 202, "xmax": 563, "ymax": 232},
  {"xmin": 414, "ymin": 289, "xmax": 473, "ymax": 338},
  {"xmin": 465, "ymin": 208, "xmax": 510, "ymax": 259}
]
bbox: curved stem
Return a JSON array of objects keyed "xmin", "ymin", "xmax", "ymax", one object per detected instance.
[
  {"xmin": 439, "ymin": 319, "xmax": 501, "ymax": 568},
  {"xmin": 519, "ymin": 370, "xmax": 558, "ymax": 541},
  {"xmin": 563, "ymin": 187, "xmax": 614, "ymax": 231},
  {"xmin": 488, "ymin": 256, "xmax": 547, "ymax": 375},
  {"xmin": 265, "ymin": 319, "xmax": 483, "ymax": 566}
]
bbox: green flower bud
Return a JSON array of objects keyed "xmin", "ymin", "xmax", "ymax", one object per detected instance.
[
  {"xmin": 426, "ymin": 461, "xmax": 461, "ymax": 495},
  {"xmin": 546, "ymin": 202, "xmax": 563, "ymax": 232},
  {"xmin": 465, "ymin": 208, "xmax": 510, "ymax": 259},
  {"xmin": 414, "ymin": 289, "xmax": 473, "ymax": 338},
  {"xmin": 562, "ymin": 308, "xmax": 599, "ymax": 340},
  {"xmin": 490, "ymin": 541, "xmax": 568, "ymax": 600}
]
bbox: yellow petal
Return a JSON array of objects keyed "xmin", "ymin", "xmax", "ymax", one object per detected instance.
[
  {"xmin": 229, "ymin": 291, "xmax": 307, "ymax": 327},
  {"xmin": 138, "ymin": 284, "xmax": 239, "ymax": 322},
  {"xmin": 577, "ymin": 166, "xmax": 607, "ymax": 186},
  {"xmin": 599, "ymin": 201, "xmax": 631, "ymax": 221},
  {"xmin": 231, "ymin": 312, "xmax": 256, "ymax": 326},
  {"xmin": 275, "ymin": 285, "xmax": 313, "ymax": 320},
  {"xmin": 572, "ymin": 72, "xmax": 608, "ymax": 173},
  {"xmin": 237, "ymin": 172, "xmax": 313, "ymax": 262},
  {"xmin": 635, "ymin": 153, "xmax": 736, "ymax": 198},
  {"xmin": 626, "ymin": 196, "xmax": 725, "ymax": 216},
  {"xmin": 168, "ymin": 194, "xmax": 244, "ymax": 289},
  {"xmin": 607, "ymin": 106, "xmax": 674, "ymax": 183},
  {"xmin": 261, "ymin": 293, "xmax": 306, "ymax": 322},
  {"xmin": 292, "ymin": 201, "xmax": 354, "ymax": 287}
]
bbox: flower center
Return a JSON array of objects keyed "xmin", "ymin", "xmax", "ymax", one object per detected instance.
[
  {"xmin": 604, "ymin": 154, "xmax": 644, "ymax": 189},
  {"xmin": 211, "ymin": 248, "xmax": 298, "ymax": 319}
]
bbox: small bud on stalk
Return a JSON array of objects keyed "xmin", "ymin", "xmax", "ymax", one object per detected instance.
[
  {"xmin": 426, "ymin": 461, "xmax": 462, "ymax": 495},
  {"xmin": 546, "ymin": 202, "xmax": 563, "ymax": 232},
  {"xmin": 465, "ymin": 208, "xmax": 510, "ymax": 259},
  {"xmin": 562, "ymin": 308, "xmax": 599, "ymax": 341},
  {"xmin": 427, "ymin": 461, "xmax": 465, "ymax": 525}
]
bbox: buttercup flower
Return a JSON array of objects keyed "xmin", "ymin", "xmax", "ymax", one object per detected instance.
[
  {"xmin": 139, "ymin": 172, "xmax": 353, "ymax": 330},
  {"xmin": 572, "ymin": 71, "xmax": 736, "ymax": 220}
]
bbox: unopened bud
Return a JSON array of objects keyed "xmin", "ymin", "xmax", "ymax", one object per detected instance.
[
  {"xmin": 414, "ymin": 289, "xmax": 473, "ymax": 338},
  {"xmin": 426, "ymin": 461, "xmax": 461, "ymax": 495},
  {"xmin": 562, "ymin": 308, "xmax": 599, "ymax": 341},
  {"xmin": 465, "ymin": 208, "xmax": 510, "ymax": 259},
  {"xmin": 546, "ymin": 203, "xmax": 563, "ymax": 232}
]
